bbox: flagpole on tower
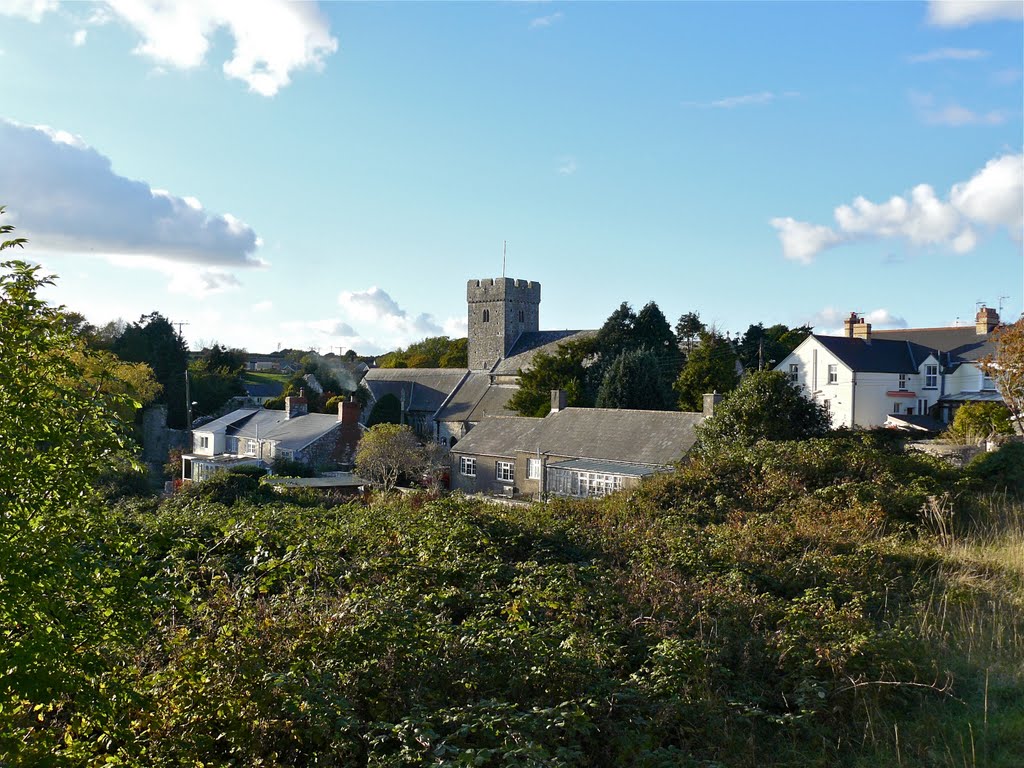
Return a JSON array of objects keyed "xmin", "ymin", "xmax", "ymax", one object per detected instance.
[{"xmin": 502, "ymin": 240, "xmax": 506, "ymax": 278}]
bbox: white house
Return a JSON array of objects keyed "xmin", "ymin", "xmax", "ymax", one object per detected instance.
[
  {"xmin": 182, "ymin": 390, "xmax": 362, "ymax": 482},
  {"xmin": 775, "ymin": 307, "xmax": 1002, "ymax": 430}
]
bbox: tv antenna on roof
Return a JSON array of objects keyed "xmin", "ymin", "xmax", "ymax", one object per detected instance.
[
  {"xmin": 502, "ymin": 240, "xmax": 507, "ymax": 279},
  {"xmin": 998, "ymin": 296, "xmax": 1009, "ymax": 315}
]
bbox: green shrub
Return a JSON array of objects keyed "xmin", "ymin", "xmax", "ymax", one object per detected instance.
[{"xmin": 967, "ymin": 441, "xmax": 1024, "ymax": 496}]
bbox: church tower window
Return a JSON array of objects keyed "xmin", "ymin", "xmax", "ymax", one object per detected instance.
[{"xmin": 482, "ymin": 309, "xmax": 490, "ymax": 323}]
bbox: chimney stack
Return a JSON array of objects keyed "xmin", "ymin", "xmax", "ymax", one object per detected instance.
[
  {"xmin": 550, "ymin": 389, "xmax": 567, "ymax": 414},
  {"xmin": 338, "ymin": 395, "xmax": 360, "ymax": 424},
  {"xmin": 976, "ymin": 306, "xmax": 999, "ymax": 335},
  {"xmin": 285, "ymin": 387, "xmax": 308, "ymax": 420},
  {"xmin": 843, "ymin": 312, "xmax": 871, "ymax": 340},
  {"xmin": 702, "ymin": 392, "xmax": 723, "ymax": 417}
]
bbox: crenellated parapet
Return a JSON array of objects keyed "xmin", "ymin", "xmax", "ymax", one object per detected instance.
[{"xmin": 467, "ymin": 277, "xmax": 541, "ymax": 370}]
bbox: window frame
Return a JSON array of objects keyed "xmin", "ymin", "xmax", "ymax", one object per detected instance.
[
  {"xmin": 924, "ymin": 364, "xmax": 938, "ymax": 389},
  {"xmin": 495, "ymin": 460, "xmax": 514, "ymax": 483},
  {"xmin": 898, "ymin": 373, "xmax": 908, "ymax": 391},
  {"xmin": 244, "ymin": 438, "xmax": 258, "ymax": 457},
  {"xmin": 460, "ymin": 456, "xmax": 476, "ymax": 477},
  {"xmin": 527, "ymin": 457, "xmax": 542, "ymax": 480},
  {"xmin": 788, "ymin": 363, "xmax": 799, "ymax": 384},
  {"xmin": 827, "ymin": 364, "xmax": 838, "ymax": 385}
]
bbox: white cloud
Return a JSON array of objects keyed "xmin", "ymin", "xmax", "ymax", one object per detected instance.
[
  {"xmin": 772, "ymin": 151, "xmax": 1024, "ymax": 262},
  {"xmin": 104, "ymin": 253, "xmax": 242, "ymax": 298},
  {"xmin": 530, "ymin": 11, "xmax": 563, "ymax": 29},
  {"xmin": 0, "ymin": 0, "xmax": 57, "ymax": 23},
  {"xmin": 0, "ymin": 118, "xmax": 262, "ymax": 270},
  {"xmin": 925, "ymin": 103, "xmax": 1007, "ymax": 125},
  {"xmin": 768, "ymin": 218, "xmax": 844, "ymax": 265},
  {"xmin": 2, "ymin": 0, "xmax": 338, "ymax": 96},
  {"xmin": 927, "ymin": 0, "xmax": 1024, "ymax": 27},
  {"xmin": 908, "ymin": 47, "xmax": 989, "ymax": 62},
  {"xmin": 252, "ymin": 299, "xmax": 273, "ymax": 312},
  {"xmin": 557, "ymin": 155, "xmax": 577, "ymax": 175},
  {"xmin": 949, "ymin": 153, "xmax": 1024, "ymax": 231},
  {"xmin": 72, "ymin": 28, "xmax": 87, "ymax": 46},
  {"xmin": 809, "ymin": 307, "xmax": 908, "ymax": 334},
  {"xmin": 683, "ymin": 91, "xmax": 799, "ymax": 109},
  {"xmin": 333, "ymin": 286, "xmax": 452, "ymax": 352}
]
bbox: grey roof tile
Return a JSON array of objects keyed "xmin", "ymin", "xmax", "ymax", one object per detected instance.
[
  {"xmin": 492, "ymin": 330, "xmax": 596, "ymax": 375},
  {"xmin": 363, "ymin": 368, "xmax": 469, "ymax": 413}
]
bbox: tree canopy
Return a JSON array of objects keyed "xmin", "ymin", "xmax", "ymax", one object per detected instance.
[
  {"xmin": 694, "ymin": 369, "xmax": 832, "ymax": 454},
  {"xmin": 508, "ymin": 337, "xmax": 594, "ymax": 417},
  {"xmin": 595, "ymin": 347, "xmax": 674, "ymax": 410},
  {"xmin": 113, "ymin": 312, "xmax": 190, "ymax": 428},
  {"xmin": 673, "ymin": 329, "xmax": 740, "ymax": 411},
  {"xmin": 355, "ymin": 423, "xmax": 424, "ymax": 491},
  {"xmin": 981, "ymin": 317, "xmax": 1024, "ymax": 432},
  {"xmin": 377, "ymin": 336, "xmax": 468, "ymax": 369}
]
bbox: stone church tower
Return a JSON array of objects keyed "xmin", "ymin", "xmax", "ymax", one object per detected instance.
[{"xmin": 467, "ymin": 278, "xmax": 540, "ymax": 370}]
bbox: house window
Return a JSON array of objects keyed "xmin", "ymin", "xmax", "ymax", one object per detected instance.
[
  {"xmin": 918, "ymin": 399, "xmax": 928, "ymax": 416},
  {"xmin": 898, "ymin": 374, "xmax": 908, "ymax": 391},
  {"xmin": 788, "ymin": 363, "xmax": 799, "ymax": 383},
  {"xmin": 827, "ymin": 364, "xmax": 838, "ymax": 385},
  {"xmin": 982, "ymin": 372, "xmax": 996, "ymax": 390},
  {"xmin": 496, "ymin": 461, "xmax": 514, "ymax": 483},
  {"xmin": 460, "ymin": 456, "xmax": 476, "ymax": 477},
  {"xmin": 198, "ymin": 435, "xmax": 209, "ymax": 449},
  {"xmin": 227, "ymin": 437, "xmax": 239, "ymax": 454},
  {"xmin": 245, "ymin": 439, "xmax": 258, "ymax": 456},
  {"xmin": 482, "ymin": 309, "xmax": 490, "ymax": 323},
  {"xmin": 892, "ymin": 402, "xmax": 901, "ymax": 414},
  {"xmin": 924, "ymin": 364, "xmax": 938, "ymax": 389},
  {"xmin": 527, "ymin": 458, "xmax": 542, "ymax": 480}
]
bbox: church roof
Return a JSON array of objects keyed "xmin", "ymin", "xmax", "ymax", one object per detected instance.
[
  {"xmin": 491, "ymin": 329, "xmax": 597, "ymax": 376},
  {"xmin": 363, "ymin": 368, "xmax": 469, "ymax": 413}
]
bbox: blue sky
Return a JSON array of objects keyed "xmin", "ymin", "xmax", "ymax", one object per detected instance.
[{"xmin": 1, "ymin": 0, "xmax": 1021, "ymax": 354}]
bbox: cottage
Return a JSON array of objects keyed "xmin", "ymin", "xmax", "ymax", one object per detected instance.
[
  {"xmin": 449, "ymin": 390, "xmax": 718, "ymax": 499},
  {"xmin": 182, "ymin": 390, "xmax": 362, "ymax": 481},
  {"xmin": 774, "ymin": 307, "xmax": 1002, "ymax": 429}
]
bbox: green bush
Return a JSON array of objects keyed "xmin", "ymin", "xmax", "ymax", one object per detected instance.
[
  {"xmin": 967, "ymin": 441, "xmax": 1024, "ymax": 496},
  {"xmin": 271, "ymin": 456, "xmax": 316, "ymax": 478}
]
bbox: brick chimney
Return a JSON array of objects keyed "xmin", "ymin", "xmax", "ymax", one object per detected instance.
[
  {"xmin": 843, "ymin": 312, "xmax": 871, "ymax": 340},
  {"xmin": 550, "ymin": 389, "xmax": 567, "ymax": 414},
  {"xmin": 976, "ymin": 306, "xmax": 999, "ymax": 335},
  {"xmin": 702, "ymin": 392, "xmax": 723, "ymax": 416},
  {"xmin": 285, "ymin": 388, "xmax": 308, "ymax": 419},
  {"xmin": 338, "ymin": 395, "xmax": 360, "ymax": 424}
]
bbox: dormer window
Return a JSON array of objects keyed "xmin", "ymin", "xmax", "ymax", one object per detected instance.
[
  {"xmin": 924, "ymin": 364, "xmax": 938, "ymax": 389},
  {"xmin": 482, "ymin": 309, "xmax": 490, "ymax": 323}
]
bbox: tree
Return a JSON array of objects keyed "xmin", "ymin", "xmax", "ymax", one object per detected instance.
[
  {"xmin": 634, "ymin": 301, "xmax": 682, "ymax": 383},
  {"xmin": 675, "ymin": 311, "xmax": 706, "ymax": 359},
  {"xmin": 595, "ymin": 347, "xmax": 674, "ymax": 410},
  {"xmin": 734, "ymin": 323, "xmax": 812, "ymax": 372},
  {"xmin": 981, "ymin": 317, "xmax": 1024, "ymax": 432},
  {"xmin": 71, "ymin": 348, "xmax": 162, "ymax": 424},
  {"xmin": 367, "ymin": 393, "xmax": 403, "ymax": 426},
  {"xmin": 673, "ymin": 330, "xmax": 740, "ymax": 411},
  {"xmin": 946, "ymin": 401, "xmax": 1014, "ymax": 444},
  {"xmin": 113, "ymin": 312, "xmax": 190, "ymax": 428},
  {"xmin": 595, "ymin": 302, "xmax": 637, "ymax": 361},
  {"xmin": 1, "ymin": 221, "xmax": 140, "ymax": 756},
  {"xmin": 508, "ymin": 337, "xmax": 594, "ymax": 417},
  {"xmin": 694, "ymin": 369, "xmax": 831, "ymax": 455},
  {"xmin": 188, "ymin": 357, "xmax": 245, "ymax": 417},
  {"xmin": 377, "ymin": 336, "xmax": 468, "ymax": 368},
  {"xmin": 355, "ymin": 423, "xmax": 424, "ymax": 492}
]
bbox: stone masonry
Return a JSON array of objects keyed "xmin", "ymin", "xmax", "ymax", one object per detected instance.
[{"xmin": 467, "ymin": 278, "xmax": 541, "ymax": 371}]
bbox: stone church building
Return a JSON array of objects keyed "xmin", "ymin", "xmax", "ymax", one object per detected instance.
[{"xmin": 362, "ymin": 277, "xmax": 594, "ymax": 445}]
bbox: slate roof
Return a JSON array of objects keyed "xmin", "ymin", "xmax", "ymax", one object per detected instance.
[
  {"xmin": 491, "ymin": 329, "xmax": 597, "ymax": 376},
  {"xmin": 244, "ymin": 381, "xmax": 284, "ymax": 398},
  {"xmin": 194, "ymin": 407, "xmax": 342, "ymax": 452},
  {"xmin": 433, "ymin": 374, "xmax": 519, "ymax": 424},
  {"xmin": 363, "ymin": 368, "xmax": 469, "ymax": 413},
  {"xmin": 871, "ymin": 327, "xmax": 995, "ymax": 366},
  {"xmin": 812, "ymin": 335, "xmax": 919, "ymax": 374},
  {"xmin": 452, "ymin": 407, "xmax": 705, "ymax": 467}
]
